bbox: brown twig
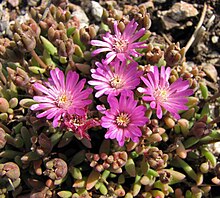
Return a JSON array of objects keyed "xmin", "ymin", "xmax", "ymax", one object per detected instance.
[
  {"xmin": 30, "ymin": 50, "xmax": 48, "ymax": 69},
  {"xmin": 161, "ymin": 32, "xmax": 172, "ymax": 45},
  {"xmin": 184, "ymin": 3, "xmax": 207, "ymax": 53}
]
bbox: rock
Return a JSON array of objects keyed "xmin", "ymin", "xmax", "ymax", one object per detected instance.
[
  {"xmin": 167, "ymin": 1, "xmax": 199, "ymax": 21},
  {"xmin": 160, "ymin": 15, "xmax": 180, "ymax": 30},
  {"xmin": 91, "ymin": 1, "xmax": 103, "ymax": 22},
  {"xmin": 7, "ymin": 0, "xmax": 19, "ymax": 7},
  {"xmin": 71, "ymin": 5, "xmax": 89, "ymax": 28},
  {"xmin": 202, "ymin": 63, "xmax": 218, "ymax": 83},
  {"xmin": 0, "ymin": 3, "xmax": 10, "ymax": 34}
]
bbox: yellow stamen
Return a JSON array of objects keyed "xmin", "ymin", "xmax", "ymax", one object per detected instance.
[
  {"xmin": 110, "ymin": 76, "xmax": 123, "ymax": 89},
  {"xmin": 57, "ymin": 94, "xmax": 72, "ymax": 109},
  {"xmin": 154, "ymin": 89, "xmax": 168, "ymax": 102},
  {"xmin": 113, "ymin": 38, "xmax": 129, "ymax": 53},
  {"xmin": 116, "ymin": 113, "xmax": 130, "ymax": 127}
]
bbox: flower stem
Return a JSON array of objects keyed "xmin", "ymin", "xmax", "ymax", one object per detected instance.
[{"xmin": 31, "ymin": 50, "xmax": 48, "ymax": 69}]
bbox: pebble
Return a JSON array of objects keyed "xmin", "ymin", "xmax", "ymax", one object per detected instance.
[
  {"xmin": 167, "ymin": 1, "xmax": 199, "ymax": 21},
  {"xmin": 71, "ymin": 5, "xmax": 89, "ymax": 28},
  {"xmin": 91, "ymin": 1, "xmax": 103, "ymax": 22},
  {"xmin": 160, "ymin": 15, "xmax": 180, "ymax": 30},
  {"xmin": 159, "ymin": 1, "xmax": 198, "ymax": 30},
  {"xmin": 202, "ymin": 63, "xmax": 218, "ymax": 83},
  {"xmin": 7, "ymin": 0, "xmax": 19, "ymax": 7},
  {"xmin": 211, "ymin": 35, "xmax": 219, "ymax": 44}
]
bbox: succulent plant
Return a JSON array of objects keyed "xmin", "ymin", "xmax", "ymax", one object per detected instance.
[{"xmin": 0, "ymin": 0, "xmax": 219, "ymax": 198}]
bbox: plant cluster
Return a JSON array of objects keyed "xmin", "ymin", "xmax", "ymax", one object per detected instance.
[{"xmin": 0, "ymin": 0, "xmax": 220, "ymax": 198}]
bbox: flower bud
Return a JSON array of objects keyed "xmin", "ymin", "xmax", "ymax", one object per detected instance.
[
  {"xmin": 0, "ymin": 98, "xmax": 9, "ymax": 113},
  {"xmin": 176, "ymin": 140, "xmax": 187, "ymax": 159},
  {"xmin": 164, "ymin": 116, "xmax": 175, "ymax": 128},
  {"xmin": 140, "ymin": 175, "xmax": 150, "ymax": 185},
  {"xmin": 181, "ymin": 107, "xmax": 195, "ymax": 120},
  {"xmin": 164, "ymin": 43, "xmax": 185, "ymax": 67},
  {"xmin": 114, "ymin": 185, "xmax": 125, "ymax": 197},
  {"xmin": 178, "ymin": 119, "xmax": 189, "ymax": 136},
  {"xmin": 0, "ymin": 113, "xmax": 8, "ymax": 121},
  {"xmin": 146, "ymin": 46, "xmax": 164, "ymax": 65},
  {"xmin": 44, "ymin": 158, "xmax": 67, "ymax": 181},
  {"xmin": 200, "ymin": 162, "xmax": 209, "ymax": 173},
  {"xmin": 8, "ymin": 98, "xmax": 18, "ymax": 109},
  {"xmin": 57, "ymin": 191, "xmax": 72, "ymax": 198}
]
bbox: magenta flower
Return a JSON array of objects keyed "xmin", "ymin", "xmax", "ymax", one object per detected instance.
[
  {"xmin": 88, "ymin": 61, "xmax": 142, "ymax": 98},
  {"xmin": 100, "ymin": 92, "xmax": 148, "ymax": 146},
  {"xmin": 138, "ymin": 66, "xmax": 193, "ymax": 119},
  {"xmin": 91, "ymin": 19, "xmax": 146, "ymax": 64},
  {"xmin": 30, "ymin": 68, "xmax": 92, "ymax": 127},
  {"xmin": 63, "ymin": 111, "xmax": 100, "ymax": 140}
]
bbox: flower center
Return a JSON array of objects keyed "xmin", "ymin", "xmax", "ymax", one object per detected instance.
[
  {"xmin": 57, "ymin": 93, "xmax": 72, "ymax": 109},
  {"xmin": 110, "ymin": 76, "xmax": 124, "ymax": 89},
  {"xmin": 116, "ymin": 113, "xmax": 130, "ymax": 127},
  {"xmin": 113, "ymin": 37, "xmax": 128, "ymax": 53},
  {"xmin": 154, "ymin": 89, "xmax": 168, "ymax": 102}
]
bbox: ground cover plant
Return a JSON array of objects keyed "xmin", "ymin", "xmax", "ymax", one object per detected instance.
[{"xmin": 0, "ymin": 0, "xmax": 220, "ymax": 197}]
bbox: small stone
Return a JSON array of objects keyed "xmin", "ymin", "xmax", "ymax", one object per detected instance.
[
  {"xmin": 71, "ymin": 5, "xmax": 89, "ymax": 28},
  {"xmin": 211, "ymin": 35, "xmax": 219, "ymax": 44},
  {"xmin": 202, "ymin": 63, "xmax": 218, "ymax": 82},
  {"xmin": 7, "ymin": 0, "xmax": 19, "ymax": 7},
  {"xmin": 168, "ymin": 1, "xmax": 199, "ymax": 21},
  {"xmin": 161, "ymin": 16, "xmax": 180, "ymax": 30},
  {"xmin": 91, "ymin": 1, "xmax": 103, "ymax": 21}
]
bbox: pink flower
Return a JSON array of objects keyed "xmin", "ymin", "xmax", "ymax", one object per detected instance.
[
  {"xmin": 88, "ymin": 61, "xmax": 142, "ymax": 98},
  {"xmin": 91, "ymin": 19, "xmax": 146, "ymax": 64},
  {"xmin": 30, "ymin": 68, "xmax": 92, "ymax": 127},
  {"xmin": 63, "ymin": 110, "xmax": 100, "ymax": 140},
  {"xmin": 100, "ymin": 92, "xmax": 148, "ymax": 146},
  {"xmin": 138, "ymin": 66, "xmax": 193, "ymax": 119}
]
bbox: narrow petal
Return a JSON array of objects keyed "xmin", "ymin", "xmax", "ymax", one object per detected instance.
[
  {"xmin": 113, "ymin": 21, "xmax": 121, "ymax": 37},
  {"xmin": 129, "ymin": 28, "xmax": 145, "ymax": 43},
  {"xmin": 33, "ymin": 96, "xmax": 54, "ymax": 103},
  {"xmin": 104, "ymin": 52, "xmax": 117, "ymax": 64},
  {"xmin": 66, "ymin": 71, "xmax": 79, "ymax": 91},
  {"xmin": 30, "ymin": 103, "xmax": 55, "ymax": 110},
  {"xmin": 156, "ymin": 105, "xmax": 163, "ymax": 119},
  {"xmin": 34, "ymin": 83, "xmax": 54, "ymax": 97},
  {"xmin": 92, "ymin": 47, "xmax": 111, "ymax": 56},
  {"xmin": 90, "ymin": 40, "xmax": 112, "ymax": 48}
]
